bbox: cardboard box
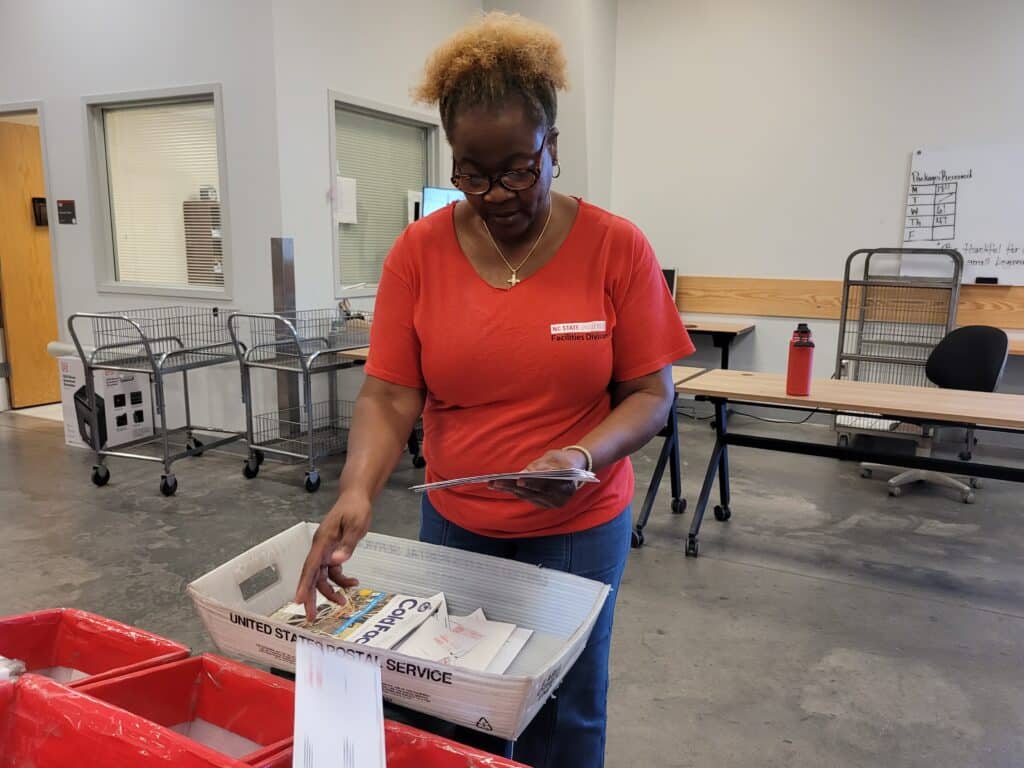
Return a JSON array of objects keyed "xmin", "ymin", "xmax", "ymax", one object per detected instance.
[
  {"xmin": 58, "ymin": 355, "xmax": 153, "ymax": 449},
  {"xmin": 188, "ymin": 524, "xmax": 609, "ymax": 740}
]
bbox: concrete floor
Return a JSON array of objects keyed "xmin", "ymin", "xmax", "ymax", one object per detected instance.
[{"xmin": 1, "ymin": 408, "xmax": 1023, "ymax": 767}]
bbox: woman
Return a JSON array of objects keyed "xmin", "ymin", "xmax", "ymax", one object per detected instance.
[{"xmin": 295, "ymin": 12, "xmax": 693, "ymax": 767}]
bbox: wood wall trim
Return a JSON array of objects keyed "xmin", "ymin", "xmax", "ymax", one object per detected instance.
[{"xmin": 676, "ymin": 275, "xmax": 1024, "ymax": 329}]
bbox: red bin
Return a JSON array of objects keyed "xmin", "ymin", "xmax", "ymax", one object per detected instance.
[
  {"xmin": 0, "ymin": 675, "xmax": 248, "ymax": 767},
  {"xmin": 265, "ymin": 720, "xmax": 530, "ymax": 767},
  {"xmin": 78, "ymin": 654, "xmax": 294, "ymax": 765},
  {"xmin": 0, "ymin": 608, "xmax": 189, "ymax": 688}
]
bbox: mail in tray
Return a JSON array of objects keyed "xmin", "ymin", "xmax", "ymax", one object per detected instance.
[
  {"xmin": 410, "ymin": 468, "xmax": 599, "ymax": 493},
  {"xmin": 270, "ymin": 588, "xmax": 442, "ymax": 649}
]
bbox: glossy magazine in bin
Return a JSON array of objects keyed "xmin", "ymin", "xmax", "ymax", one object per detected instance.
[
  {"xmin": 188, "ymin": 524, "xmax": 610, "ymax": 740},
  {"xmin": 0, "ymin": 674, "xmax": 250, "ymax": 767},
  {"xmin": 0, "ymin": 608, "xmax": 189, "ymax": 688},
  {"xmin": 77, "ymin": 654, "xmax": 294, "ymax": 765}
]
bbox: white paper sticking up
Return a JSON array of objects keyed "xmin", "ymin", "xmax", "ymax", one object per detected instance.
[
  {"xmin": 293, "ymin": 637, "xmax": 386, "ymax": 768},
  {"xmin": 336, "ymin": 176, "xmax": 358, "ymax": 224},
  {"xmin": 485, "ymin": 627, "xmax": 534, "ymax": 674},
  {"xmin": 398, "ymin": 608, "xmax": 517, "ymax": 672}
]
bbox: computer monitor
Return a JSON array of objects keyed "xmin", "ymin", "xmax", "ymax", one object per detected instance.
[
  {"xmin": 421, "ymin": 186, "xmax": 465, "ymax": 218},
  {"xmin": 661, "ymin": 268, "xmax": 676, "ymax": 297}
]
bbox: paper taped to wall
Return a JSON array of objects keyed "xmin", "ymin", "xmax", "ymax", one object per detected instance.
[{"xmin": 336, "ymin": 175, "xmax": 358, "ymax": 224}]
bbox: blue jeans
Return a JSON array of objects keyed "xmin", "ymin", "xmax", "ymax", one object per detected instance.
[{"xmin": 419, "ymin": 494, "xmax": 632, "ymax": 768}]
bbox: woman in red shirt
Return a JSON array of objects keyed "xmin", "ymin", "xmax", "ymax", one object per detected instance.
[{"xmin": 295, "ymin": 12, "xmax": 693, "ymax": 767}]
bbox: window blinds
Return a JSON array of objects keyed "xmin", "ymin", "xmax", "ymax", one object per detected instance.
[
  {"xmin": 335, "ymin": 107, "xmax": 427, "ymax": 286},
  {"xmin": 104, "ymin": 100, "xmax": 223, "ymax": 288}
]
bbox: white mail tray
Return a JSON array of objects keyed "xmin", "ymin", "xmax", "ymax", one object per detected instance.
[{"xmin": 188, "ymin": 523, "xmax": 609, "ymax": 740}]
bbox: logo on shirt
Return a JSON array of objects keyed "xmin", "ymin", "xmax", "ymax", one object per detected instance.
[{"xmin": 550, "ymin": 321, "xmax": 609, "ymax": 342}]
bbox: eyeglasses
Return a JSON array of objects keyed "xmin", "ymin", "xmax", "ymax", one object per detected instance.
[{"xmin": 451, "ymin": 131, "xmax": 550, "ymax": 196}]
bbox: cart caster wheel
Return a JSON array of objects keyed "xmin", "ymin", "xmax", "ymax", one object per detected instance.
[
  {"xmin": 969, "ymin": 477, "xmax": 982, "ymax": 489},
  {"xmin": 713, "ymin": 504, "xmax": 731, "ymax": 521},
  {"xmin": 860, "ymin": 467, "xmax": 873, "ymax": 479},
  {"xmin": 305, "ymin": 471, "xmax": 321, "ymax": 493},
  {"xmin": 243, "ymin": 459, "xmax": 259, "ymax": 479},
  {"xmin": 254, "ymin": 450, "xmax": 265, "ymax": 466},
  {"xmin": 837, "ymin": 434, "xmax": 849, "ymax": 448},
  {"xmin": 962, "ymin": 490, "xmax": 976, "ymax": 504},
  {"xmin": 160, "ymin": 475, "xmax": 178, "ymax": 497},
  {"xmin": 958, "ymin": 450, "xmax": 972, "ymax": 461},
  {"xmin": 685, "ymin": 536, "xmax": 699, "ymax": 557},
  {"xmin": 412, "ymin": 455, "xmax": 427, "ymax": 469},
  {"xmin": 888, "ymin": 485, "xmax": 902, "ymax": 497},
  {"xmin": 671, "ymin": 498, "xmax": 687, "ymax": 514},
  {"xmin": 631, "ymin": 529, "xmax": 644, "ymax": 548},
  {"xmin": 187, "ymin": 438, "xmax": 204, "ymax": 457},
  {"xmin": 91, "ymin": 465, "xmax": 110, "ymax": 487}
]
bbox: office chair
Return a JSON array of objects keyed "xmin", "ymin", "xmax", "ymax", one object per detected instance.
[{"xmin": 861, "ymin": 326, "xmax": 1008, "ymax": 503}]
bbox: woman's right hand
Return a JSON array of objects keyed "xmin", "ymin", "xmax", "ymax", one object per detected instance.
[{"xmin": 294, "ymin": 493, "xmax": 373, "ymax": 623}]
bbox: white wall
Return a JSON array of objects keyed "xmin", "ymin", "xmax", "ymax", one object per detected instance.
[
  {"xmin": 0, "ymin": 0, "xmax": 283, "ymax": 427},
  {"xmin": 581, "ymin": 0, "xmax": 618, "ymax": 209},
  {"xmin": 0, "ymin": 0, "xmax": 282, "ymax": 318},
  {"xmin": 271, "ymin": 0, "xmax": 480, "ymax": 310},
  {"xmin": 482, "ymin": 0, "xmax": 590, "ymax": 201},
  {"xmin": 612, "ymin": 0, "xmax": 1024, "ymax": 382}
]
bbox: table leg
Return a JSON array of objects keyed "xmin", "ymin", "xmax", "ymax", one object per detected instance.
[
  {"xmin": 715, "ymin": 400, "xmax": 732, "ymax": 522},
  {"xmin": 687, "ymin": 399, "xmax": 729, "ymax": 557},
  {"xmin": 668, "ymin": 395, "xmax": 684, "ymax": 514},
  {"xmin": 708, "ymin": 332, "xmax": 736, "ymax": 429},
  {"xmin": 711, "ymin": 333, "xmax": 732, "ymax": 370},
  {"xmin": 633, "ymin": 406, "xmax": 676, "ymax": 548}
]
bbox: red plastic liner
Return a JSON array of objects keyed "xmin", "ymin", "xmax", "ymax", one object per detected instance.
[
  {"xmin": 266, "ymin": 720, "xmax": 529, "ymax": 767},
  {"xmin": 0, "ymin": 675, "xmax": 248, "ymax": 767},
  {"xmin": 78, "ymin": 654, "xmax": 294, "ymax": 765},
  {"xmin": 0, "ymin": 608, "xmax": 189, "ymax": 688}
]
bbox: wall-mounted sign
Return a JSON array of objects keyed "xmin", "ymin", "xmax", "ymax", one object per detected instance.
[{"xmin": 56, "ymin": 199, "xmax": 76, "ymax": 225}]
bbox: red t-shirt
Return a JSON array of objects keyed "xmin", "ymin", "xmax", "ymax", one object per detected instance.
[{"xmin": 366, "ymin": 199, "xmax": 695, "ymax": 537}]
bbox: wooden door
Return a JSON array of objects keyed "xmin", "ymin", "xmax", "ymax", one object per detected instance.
[{"xmin": 0, "ymin": 120, "xmax": 60, "ymax": 407}]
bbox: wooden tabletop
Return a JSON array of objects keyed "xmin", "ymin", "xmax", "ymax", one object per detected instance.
[
  {"xmin": 678, "ymin": 369, "xmax": 1024, "ymax": 430},
  {"xmin": 339, "ymin": 346, "xmax": 370, "ymax": 361},
  {"xmin": 680, "ymin": 317, "xmax": 755, "ymax": 336},
  {"xmin": 672, "ymin": 366, "xmax": 706, "ymax": 385},
  {"xmin": 1008, "ymin": 336, "xmax": 1024, "ymax": 357}
]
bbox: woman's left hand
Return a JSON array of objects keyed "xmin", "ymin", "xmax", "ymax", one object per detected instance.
[{"xmin": 490, "ymin": 449, "xmax": 588, "ymax": 509}]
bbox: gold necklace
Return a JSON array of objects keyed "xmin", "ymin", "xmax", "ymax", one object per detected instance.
[{"xmin": 480, "ymin": 203, "xmax": 554, "ymax": 288}]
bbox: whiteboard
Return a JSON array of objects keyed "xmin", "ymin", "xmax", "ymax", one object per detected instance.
[{"xmin": 900, "ymin": 144, "xmax": 1024, "ymax": 285}]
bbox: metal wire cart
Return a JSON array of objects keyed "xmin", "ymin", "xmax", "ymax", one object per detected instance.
[
  {"xmin": 833, "ymin": 247, "xmax": 963, "ymax": 460},
  {"xmin": 68, "ymin": 305, "xmax": 242, "ymax": 496},
  {"xmin": 228, "ymin": 308, "xmax": 372, "ymax": 492}
]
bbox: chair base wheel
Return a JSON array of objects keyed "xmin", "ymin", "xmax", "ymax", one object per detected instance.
[
  {"xmin": 969, "ymin": 477, "xmax": 982, "ymax": 489},
  {"xmin": 713, "ymin": 504, "xmax": 731, "ymax": 521},
  {"xmin": 412, "ymin": 455, "xmax": 426, "ymax": 469},
  {"xmin": 685, "ymin": 536, "xmax": 699, "ymax": 557},
  {"xmin": 243, "ymin": 458, "xmax": 259, "ymax": 479},
  {"xmin": 631, "ymin": 529, "xmax": 644, "ymax": 548},
  {"xmin": 305, "ymin": 471, "xmax": 321, "ymax": 493},
  {"xmin": 962, "ymin": 490, "xmax": 976, "ymax": 504},
  {"xmin": 888, "ymin": 485, "xmax": 902, "ymax": 497},
  {"xmin": 671, "ymin": 498, "xmax": 687, "ymax": 515},
  {"xmin": 861, "ymin": 467, "xmax": 873, "ymax": 479}
]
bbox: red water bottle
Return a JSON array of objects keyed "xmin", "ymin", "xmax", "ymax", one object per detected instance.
[{"xmin": 786, "ymin": 323, "xmax": 814, "ymax": 396}]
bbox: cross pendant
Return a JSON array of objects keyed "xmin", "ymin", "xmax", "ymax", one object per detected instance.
[{"xmin": 506, "ymin": 271, "xmax": 520, "ymax": 287}]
